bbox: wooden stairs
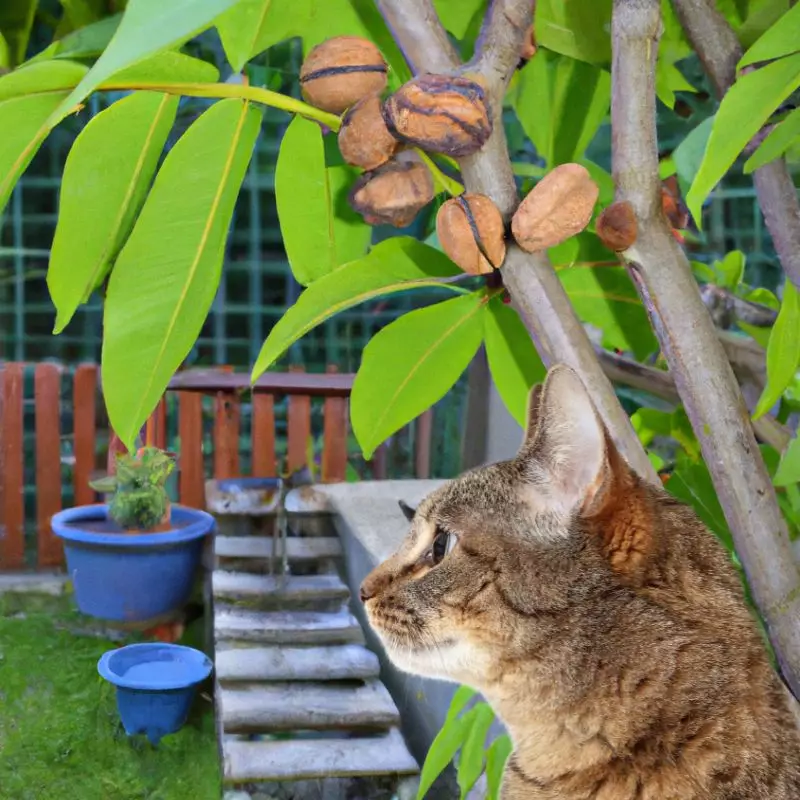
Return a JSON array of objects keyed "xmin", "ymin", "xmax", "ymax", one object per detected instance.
[{"xmin": 210, "ymin": 502, "xmax": 419, "ymax": 793}]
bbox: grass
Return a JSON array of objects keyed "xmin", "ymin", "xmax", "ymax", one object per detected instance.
[{"xmin": 0, "ymin": 592, "xmax": 220, "ymax": 800}]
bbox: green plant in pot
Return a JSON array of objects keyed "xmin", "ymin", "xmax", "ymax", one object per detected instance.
[{"xmin": 90, "ymin": 447, "xmax": 176, "ymax": 532}]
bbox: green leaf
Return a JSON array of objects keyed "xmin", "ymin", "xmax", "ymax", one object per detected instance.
[
  {"xmin": 666, "ymin": 463, "xmax": 735, "ymax": 554},
  {"xmin": 740, "ymin": 1, "xmax": 800, "ymax": 66},
  {"xmin": 49, "ymin": 0, "xmax": 242, "ymax": 125},
  {"xmin": 48, "ymin": 91, "xmax": 178, "ymax": 333},
  {"xmin": 535, "ymin": 0, "xmax": 612, "ymax": 65},
  {"xmin": 417, "ymin": 715, "xmax": 471, "ymax": 800},
  {"xmin": 276, "ymin": 116, "xmax": 354, "ymax": 285},
  {"xmin": 29, "ymin": 14, "xmax": 121, "ymax": 63},
  {"xmin": 60, "ymin": 0, "xmax": 102, "ymax": 29},
  {"xmin": 433, "ymin": 0, "xmax": 486, "ymax": 39},
  {"xmin": 738, "ymin": 0, "xmax": 791, "ymax": 49},
  {"xmin": 0, "ymin": 59, "xmax": 89, "ymax": 101},
  {"xmin": 457, "ymin": 703, "xmax": 495, "ymax": 799},
  {"xmin": 558, "ymin": 263, "xmax": 657, "ymax": 359},
  {"xmin": 656, "ymin": 0, "xmax": 695, "ymax": 108},
  {"xmin": 510, "ymin": 51, "xmax": 610, "ymax": 165},
  {"xmin": 216, "ymin": 0, "xmax": 303, "ymax": 72},
  {"xmin": 754, "ymin": 281, "xmax": 800, "ymax": 419},
  {"xmin": 327, "ymin": 164, "xmax": 372, "ymax": 267},
  {"xmin": 484, "ymin": 298, "xmax": 545, "ymax": 426},
  {"xmin": 686, "ymin": 52, "xmax": 800, "ymax": 225},
  {"xmin": 102, "ymin": 99, "xmax": 261, "ymax": 450},
  {"xmin": 713, "ymin": 250, "xmax": 746, "ymax": 290},
  {"xmin": 775, "ymin": 433, "xmax": 800, "ymax": 487},
  {"xmin": 0, "ymin": 0, "xmax": 36, "ymax": 67},
  {"xmin": 671, "ymin": 117, "xmax": 714, "ymax": 198},
  {"xmin": 352, "ymin": 293, "xmax": 485, "ymax": 458},
  {"xmin": 485, "ymin": 735, "xmax": 513, "ymax": 800},
  {"xmin": 745, "ymin": 106, "xmax": 800, "ymax": 172},
  {"xmin": 0, "ymin": 92, "xmax": 70, "ymax": 216},
  {"xmin": 446, "ymin": 686, "xmax": 478, "ymax": 723},
  {"xmin": 0, "ymin": 31, "xmax": 8, "ymax": 69},
  {"xmin": 656, "ymin": 61, "xmax": 696, "ymax": 108},
  {"xmin": 107, "ymin": 51, "xmax": 220, "ymax": 84},
  {"xmin": 252, "ymin": 238, "xmax": 462, "ymax": 378}
]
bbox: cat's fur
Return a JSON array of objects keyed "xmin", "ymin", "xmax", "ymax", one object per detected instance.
[{"xmin": 360, "ymin": 365, "xmax": 800, "ymax": 799}]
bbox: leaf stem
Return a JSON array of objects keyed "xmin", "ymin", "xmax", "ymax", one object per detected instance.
[{"xmin": 100, "ymin": 80, "xmax": 343, "ymax": 129}]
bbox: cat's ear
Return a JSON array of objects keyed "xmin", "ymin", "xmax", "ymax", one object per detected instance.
[
  {"xmin": 521, "ymin": 383, "xmax": 544, "ymax": 447},
  {"xmin": 398, "ymin": 500, "xmax": 416, "ymax": 522},
  {"xmin": 519, "ymin": 365, "xmax": 607, "ymax": 513}
]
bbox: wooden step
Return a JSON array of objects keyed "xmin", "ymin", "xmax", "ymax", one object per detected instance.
[
  {"xmin": 215, "ymin": 608, "xmax": 363, "ymax": 646},
  {"xmin": 220, "ymin": 680, "xmax": 400, "ymax": 733},
  {"xmin": 215, "ymin": 644, "xmax": 380, "ymax": 683},
  {"xmin": 223, "ymin": 728, "xmax": 419, "ymax": 783},
  {"xmin": 213, "ymin": 571, "xmax": 350, "ymax": 604},
  {"xmin": 215, "ymin": 535, "xmax": 342, "ymax": 562}
]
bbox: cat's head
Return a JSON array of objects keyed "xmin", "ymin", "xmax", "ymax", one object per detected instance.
[{"xmin": 360, "ymin": 365, "xmax": 656, "ymax": 688}]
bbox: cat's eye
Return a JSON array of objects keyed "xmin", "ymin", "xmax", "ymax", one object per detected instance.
[{"xmin": 431, "ymin": 528, "xmax": 457, "ymax": 565}]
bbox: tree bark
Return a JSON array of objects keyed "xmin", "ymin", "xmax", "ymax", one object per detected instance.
[
  {"xmin": 612, "ymin": 0, "xmax": 800, "ymax": 696},
  {"xmin": 671, "ymin": 0, "xmax": 800, "ymax": 293},
  {"xmin": 376, "ymin": 0, "xmax": 659, "ymax": 485}
]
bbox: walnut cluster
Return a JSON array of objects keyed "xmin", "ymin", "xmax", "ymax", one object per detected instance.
[{"xmin": 300, "ymin": 36, "xmax": 603, "ymax": 268}]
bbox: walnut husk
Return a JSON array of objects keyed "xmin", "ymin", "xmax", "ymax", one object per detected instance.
[
  {"xmin": 383, "ymin": 74, "xmax": 492, "ymax": 157},
  {"xmin": 511, "ymin": 163, "xmax": 599, "ymax": 252},
  {"xmin": 338, "ymin": 93, "xmax": 398, "ymax": 170},
  {"xmin": 300, "ymin": 36, "xmax": 387, "ymax": 114},
  {"xmin": 596, "ymin": 201, "xmax": 638, "ymax": 251},
  {"xmin": 349, "ymin": 157, "xmax": 435, "ymax": 228},
  {"xmin": 437, "ymin": 194, "xmax": 506, "ymax": 274}
]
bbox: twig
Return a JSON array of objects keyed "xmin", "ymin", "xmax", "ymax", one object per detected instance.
[
  {"xmin": 594, "ymin": 346, "xmax": 791, "ymax": 451},
  {"xmin": 700, "ymin": 283, "xmax": 778, "ymax": 328},
  {"xmin": 376, "ymin": 0, "xmax": 659, "ymax": 484},
  {"xmin": 612, "ymin": 0, "xmax": 800, "ymax": 696},
  {"xmin": 671, "ymin": 0, "xmax": 800, "ymax": 292}
]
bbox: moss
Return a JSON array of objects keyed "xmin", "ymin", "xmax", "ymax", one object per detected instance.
[{"xmin": 0, "ymin": 595, "xmax": 220, "ymax": 800}]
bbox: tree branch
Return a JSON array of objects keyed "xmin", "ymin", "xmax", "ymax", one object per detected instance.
[
  {"xmin": 376, "ymin": 0, "xmax": 659, "ymax": 484},
  {"xmin": 612, "ymin": 0, "xmax": 800, "ymax": 696},
  {"xmin": 671, "ymin": 0, "xmax": 800, "ymax": 293}
]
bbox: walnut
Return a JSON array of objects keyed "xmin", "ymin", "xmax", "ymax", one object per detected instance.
[
  {"xmin": 437, "ymin": 193, "xmax": 506, "ymax": 274},
  {"xmin": 300, "ymin": 36, "xmax": 387, "ymax": 114},
  {"xmin": 383, "ymin": 74, "xmax": 492, "ymax": 157},
  {"xmin": 338, "ymin": 93, "xmax": 398, "ymax": 170},
  {"xmin": 511, "ymin": 163, "xmax": 599, "ymax": 252}
]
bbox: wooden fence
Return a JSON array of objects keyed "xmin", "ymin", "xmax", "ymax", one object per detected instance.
[{"xmin": 0, "ymin": 363, "xmax": 433, "ymax": 572}]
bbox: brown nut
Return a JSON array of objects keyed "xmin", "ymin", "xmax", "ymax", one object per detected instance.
[
  {"xmin": 349, "ymin": 156, "xmax": 435, "ymax": 228},
  {"xmin": 511, "ymin": 163, "xmax": 599, "ymax": 252},
  {"xmin": 596, "ymin": 201, "xmax": 638, "ymax": 251},
  {"xmin": 338, "ymin": 93, "xmax": 398, "ymax": 170},
  {"xmin": 383, "ymin": 74, "xmax": 492, "ymax": 157},
  {"xmin": 437, "ymin": 194, "xmax": 506, "ymax": 274},
  {"xmin": 300, "ymin": 36, "xmax": 387, "ymax": 114}
]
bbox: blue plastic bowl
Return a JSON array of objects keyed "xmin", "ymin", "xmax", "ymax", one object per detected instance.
[
  {"xmin": 52, "ymin": 504, "xmax": 214, "ymax": 624},
  {"xmin": 98, "ymin": 642, "xmax": 213, "ymax": 745}
]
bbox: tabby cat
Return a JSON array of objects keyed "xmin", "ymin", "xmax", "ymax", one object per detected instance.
[{"xmin": 360, "ymin": 365, "xmax": 800, "ymax": 799}]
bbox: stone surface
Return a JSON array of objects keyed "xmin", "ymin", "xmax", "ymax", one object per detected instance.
[{"xmin": 0, "ymin": 573, "xmax": 69, "ymax": 596}]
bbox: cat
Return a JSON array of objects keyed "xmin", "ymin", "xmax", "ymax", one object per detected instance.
[{"xmin": 360, "ymin": 365, "xmax": 800, "ymax": 799}]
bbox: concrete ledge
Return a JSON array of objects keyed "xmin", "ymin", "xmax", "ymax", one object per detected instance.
[{"xmin": 0, "ymin": 572, "xmax": 69, "ymax": 596}]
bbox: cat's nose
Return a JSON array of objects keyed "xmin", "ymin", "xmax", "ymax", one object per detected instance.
[{"xmin": 360, "ymin": 573, "xmax": 382, "ymax": 603}]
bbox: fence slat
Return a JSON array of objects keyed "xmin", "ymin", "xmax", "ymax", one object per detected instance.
[
  {"xmin": 152, "ymin": 397, "xmax": 167, "ymax": 450},
  {"xmin": 73, "ymin": 364, "xmax": 97, "ymax": 507},
  {"xmin": 1, "ymin": 363, "xmax": 25, "ymax": 569},
  {"xmin": 322, "ymin": 366, "xmax": 348, "ymax": 483},
  {"xmin": 287, "ymin": 367, "xmax": 311, "ymax": 474},
  {"xmin": 178, "ymin": 391, "xmax": 205, "ymax": 509},
  {"xmin": 252, "ymin": 393, "xmax": 276, "ymax": 478},
  {"xmin": 213, "ymin": 392, "xmax": 240, "ymax": 480},
  {"xmin": 35, "ymin": 364, "xmax": 63, "ymax": 567},
  {"xmin": 415, "ymin": 409, "xmax": 433, "ymax": 480}
]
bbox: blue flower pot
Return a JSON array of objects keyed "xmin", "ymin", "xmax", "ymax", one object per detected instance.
[
  {"xmin": 53, "ymin": 504, "xmax": 214, "ymax": 625},
  {"xmin": 98, "ymin": 642, "xmax": 213, "ymax": 745}
]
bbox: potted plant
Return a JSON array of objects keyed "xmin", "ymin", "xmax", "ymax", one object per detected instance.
[{"xmin": 52, "ymin": 437, "xmax": 214, "ymax": 627}]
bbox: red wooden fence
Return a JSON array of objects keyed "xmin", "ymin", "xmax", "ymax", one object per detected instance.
[{"xmin": 0, "ymin": 363, "xmax": 434, "ymax": 572}]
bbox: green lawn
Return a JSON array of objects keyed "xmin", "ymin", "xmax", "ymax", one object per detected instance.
[{"xmin": 0, "ymin": 592, "xmax": 220, "ymax": 800}]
